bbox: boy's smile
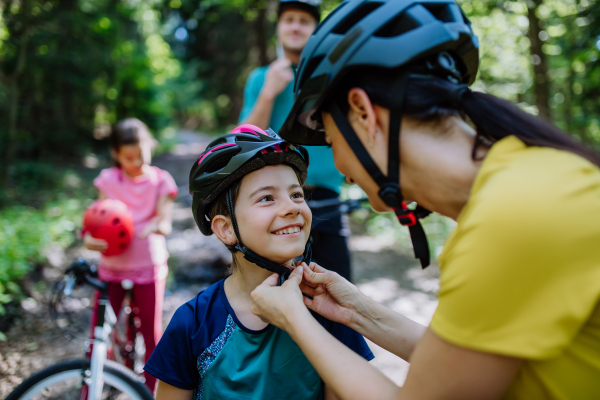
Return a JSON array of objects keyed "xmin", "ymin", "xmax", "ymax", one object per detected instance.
[
  {"xmin": 272, "ymin": 223, "xmax": 303, "ymax": 235},
  {"xmin": 234, "ymin": 164, "xmax": 312, "ymax": 265}
]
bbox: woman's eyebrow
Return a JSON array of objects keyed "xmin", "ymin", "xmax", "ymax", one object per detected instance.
[{"xmin": 249, "ymin": 185, "xmax": 276, "ymax": 198}]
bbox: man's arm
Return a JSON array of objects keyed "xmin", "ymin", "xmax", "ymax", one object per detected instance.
[{"xmin": 241, "ymin": 58, "xmax": 294, "ymax": 129}]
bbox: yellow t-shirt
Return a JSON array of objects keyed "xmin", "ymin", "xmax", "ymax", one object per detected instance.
[{"xmin": 430, "ymin": 136, "xmax": 600, "ymax": 399}]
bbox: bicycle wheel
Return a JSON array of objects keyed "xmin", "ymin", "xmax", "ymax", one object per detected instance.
[{"xmin": 6, "ymin": 358, "xmax": 154, "ymax": 400}]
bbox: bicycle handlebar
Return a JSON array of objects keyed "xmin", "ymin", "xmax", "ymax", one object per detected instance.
[{"xmin": 65, "ymin": 258, "xmax": 106, "ymax": 292}]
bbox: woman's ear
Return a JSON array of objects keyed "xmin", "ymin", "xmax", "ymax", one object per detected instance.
[
  {"xmin": 347, "ymin": 88, "xmax": 379, "ymax": 147},
  {"xmin": 110, "ymin": 149, "xmax": 118, "ymax": 160},
  {"xmin": 211, "ymin": 215, "xmax": 237, "ymax": 246}
]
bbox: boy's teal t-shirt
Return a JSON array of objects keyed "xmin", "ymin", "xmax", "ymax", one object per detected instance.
[
  {"xmin": 239, "ymin": 66, "xmax": 344, "ymax": 194},
  {"xmin": 145, "ymin": 279, "xmax": 374, "ymax": 399}
]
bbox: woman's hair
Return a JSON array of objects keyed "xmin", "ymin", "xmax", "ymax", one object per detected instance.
[
  {"xmin": 110, "ymin": 118, "xmax": 157, "ymax": 166},
  {"xmin": 331, "ymin": 68, "xmax": 600, "ymax": 167}
]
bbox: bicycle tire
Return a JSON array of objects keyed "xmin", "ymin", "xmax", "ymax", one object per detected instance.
[{"xmin": 6, "ymin": 358, "xmax": 154, "ymax": 400}]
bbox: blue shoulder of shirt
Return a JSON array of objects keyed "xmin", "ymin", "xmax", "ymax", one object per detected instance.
[
  {"xmin": 145, "ymin": 279, "xmax": 374, "ymax": 390},
  {"xmin": 144, "ymin": 280, "xmax": 230, "ymax": 390}
]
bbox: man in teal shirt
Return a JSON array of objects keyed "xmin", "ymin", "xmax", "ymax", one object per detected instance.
[{"xmin": 239, "ymin": 0, "xmax": 351, "ymax": 280}]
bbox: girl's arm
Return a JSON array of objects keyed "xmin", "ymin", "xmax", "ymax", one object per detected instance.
[
  {"xmin": 139, "ymin": 194, "xmax": 175, "ymax": 238},
  {"xmin": 83, "ymin": 190, "xmax": 108, "ymax": 252},
  {"xmin": 155, "ymin": 380, "xmax": 193, "ymax": 400},
  {"xmin": 252, "ymin": 267, "xmax": 522, "ymax": 400}
]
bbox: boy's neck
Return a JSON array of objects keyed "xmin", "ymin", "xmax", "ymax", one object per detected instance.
[
  {"xmin": 224, "ymin": 255, "xmax": 293, "ymax": 331},
  {"xmin": 226, "ymin": 256, "xmax": 276, "ymax": 297}
]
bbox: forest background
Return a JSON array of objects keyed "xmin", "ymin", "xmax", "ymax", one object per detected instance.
[{"xmin": 1, "ymin": 0, "xmax": 599, "ymax": 338}]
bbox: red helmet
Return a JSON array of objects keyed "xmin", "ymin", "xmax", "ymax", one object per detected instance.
[{"xmin": 83, "ymin": 199, "xmax": 134, "ymax": 256}]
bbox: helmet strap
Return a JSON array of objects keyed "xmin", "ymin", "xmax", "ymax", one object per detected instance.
[
  {"xmin": 224, "ymin": 186, "xmax": 313, "ymax": 284},
  {"xmin": 329, "ymin": 73, "xmax": 431, "ymax": 268}
]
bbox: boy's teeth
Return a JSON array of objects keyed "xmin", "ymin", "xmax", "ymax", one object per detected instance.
[{"xmin": 276, "ymin": 226, "xmax": 300, "ymax": 235}]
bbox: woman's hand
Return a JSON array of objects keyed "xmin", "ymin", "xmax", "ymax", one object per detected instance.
[
  {"xmin": 300, "ymin": 262, "xmax": 364, "ymax": 327},
  {"xmin": 83, "ymin": 232, "xmax": 108, "ymax": 252},
  {"xmin": 251, "ymin": 265, "xmax": 310, "ymax": 331}
]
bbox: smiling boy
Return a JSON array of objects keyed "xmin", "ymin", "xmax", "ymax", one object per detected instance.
[{"xmin": 144, "ymin": 125, "xmax": 373, "ymax": 400}]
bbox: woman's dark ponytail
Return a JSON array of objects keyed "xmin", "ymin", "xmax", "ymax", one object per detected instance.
[{"xmin": 404, "ymin": 77, "xmax": 600, "ymax": 167}]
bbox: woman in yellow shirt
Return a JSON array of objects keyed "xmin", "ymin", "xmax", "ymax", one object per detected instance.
[{"xmin": 250, "ymin": 0, "xmax": 600, "ymax": 399}]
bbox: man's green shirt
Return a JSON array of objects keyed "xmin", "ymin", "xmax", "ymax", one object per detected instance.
[{"xmin": 239, "ymin": 65, "xmax": 344, "ymax": 193}]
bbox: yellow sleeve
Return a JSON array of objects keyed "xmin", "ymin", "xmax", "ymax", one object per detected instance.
[{"xmin": 430, "ymin": 148, "xmax": 600, "ymax": 359}]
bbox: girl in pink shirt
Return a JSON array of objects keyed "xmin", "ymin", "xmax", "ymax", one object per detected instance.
[{"xmin": 84, "ymin": 118, "xmax": 178, "ymax": 392}]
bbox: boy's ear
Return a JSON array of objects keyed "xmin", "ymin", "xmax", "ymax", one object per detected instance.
[
  {"xmin": 110, "ymin": 149, "xmax": 118, "ymax": 160},
  {"xmin": 211, "ymin": 215, "xmax": 237, "ymax": 246}
]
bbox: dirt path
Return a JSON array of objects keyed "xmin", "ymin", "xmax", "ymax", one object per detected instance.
[{"xmin": 0, "ymin": 131, "xmax": 439, "ymax": 395}]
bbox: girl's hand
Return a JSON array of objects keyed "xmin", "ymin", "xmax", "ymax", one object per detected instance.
[
  {"xmin": 300, "ymin": 262, "xmax": 363, "ymax": 327},
  {"xmin": 251, "ymin": 266, "xmax": 310, "ymax": 331},
  {"xmin": 138, "ymin": 218, "xmax": 159, "ymax": 238},
  {"xmin": 83, "ymin": 232, "xmax": 108, "ymax": 252}
]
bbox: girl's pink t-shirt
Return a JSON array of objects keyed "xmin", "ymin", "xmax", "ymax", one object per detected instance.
[{"xmin": 93, "ymin": 166, "xmax": 178, "ymax": 284}]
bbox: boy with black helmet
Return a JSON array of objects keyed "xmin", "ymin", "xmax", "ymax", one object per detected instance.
[
  {"xmin": 145, "ymin": 125, "xmax": 373, "ymax": 400},
  {"xmin": 240, "ymin": 0, "xmax": 355, "ymax": 282}
]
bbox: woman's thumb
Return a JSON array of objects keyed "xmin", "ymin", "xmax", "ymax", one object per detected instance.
[{"xmin": 286, "ymin": 265, "xmax": 303, "ymax": 287}]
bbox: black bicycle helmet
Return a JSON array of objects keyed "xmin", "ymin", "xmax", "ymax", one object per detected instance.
[
  {"xmin": 279, "ymin": 0, "xmax": 480, "ymax": 268},
  {"xmin": 189, "ymin": 124, "xmax": 311, "ymax": 284},
  {"xmin": 279, "ymin": 0, "xmax": 322, "ymax": 23}
]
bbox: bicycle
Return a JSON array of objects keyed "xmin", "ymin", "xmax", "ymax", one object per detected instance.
[{"xmin": 6, "ymin": 259, "xmax": 154, "ymax": 400}]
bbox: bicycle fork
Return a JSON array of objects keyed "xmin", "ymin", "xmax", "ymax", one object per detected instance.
[{"xmin": 87, "ymin": 294, "xmax": 117, "ymax": 400}]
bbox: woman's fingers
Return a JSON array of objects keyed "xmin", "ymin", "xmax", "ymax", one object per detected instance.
[
  {"xmin": 302, "ymin": 263, "xmax": 332, "ymax": 285},
  {"xmin": 263, "ymin": 273, "xmax": 280, "ymax": 288},
  {"xmin": 306, "ymin": 261, "xmax": 327, "ymax": 273},
  {"xmin": 299, "ymin": 282, "xmax": 315, "ymax": 296},
  {"xmin": 284, "ymin": 265, "xmax": 303, "ymax": 288}
]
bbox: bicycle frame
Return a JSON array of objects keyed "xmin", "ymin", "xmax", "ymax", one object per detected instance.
[{"xmin": 62, "ymin": 260, "xmax": 119, "ymax": 400}]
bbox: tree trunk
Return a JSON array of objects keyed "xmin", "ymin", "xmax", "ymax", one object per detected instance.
[
  {"xmin": 2, "ymin": 29, "xmax": 29, "ymax": 186},
  {"xmin": 255, "ymin": 0, "xmax": 268, "ymax": 66},
  {"xmin": 526, "ymin": 0, "xmax": 551, "ymax": 121}
]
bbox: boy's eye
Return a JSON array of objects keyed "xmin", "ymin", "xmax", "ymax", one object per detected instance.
[
  {"xmin": 258, "ymin": 195, "xmax": 274, "ymax": 202},
  {"xmin": 291, "ymin": 192, "xmax": 304, "ymax": 199}
]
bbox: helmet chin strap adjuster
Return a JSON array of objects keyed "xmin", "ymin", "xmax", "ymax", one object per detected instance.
[{"xmin": 225, "ymin": 187, "xmax": 313, "ymax": 286}]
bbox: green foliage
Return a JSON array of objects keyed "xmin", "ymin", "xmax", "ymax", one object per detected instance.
[
  {"xmin": 0, "ymin": 195, "xmax": 84, "ymax": 312},
  {"xmin": 460, "ymin": 0, "xmax": 600, "ymax": 148},
  {"xmin": 0, "ymin": 0, "xmax": 182, "ymax": 184}
]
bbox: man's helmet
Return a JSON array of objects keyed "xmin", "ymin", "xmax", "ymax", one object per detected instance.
[
  {"xmin": 279, "ymin": 0, "xmax": 480, "ymax": 268},
  {"xmin": 279, "ymin": 0, "xmax": 322, "ymax": 23}
]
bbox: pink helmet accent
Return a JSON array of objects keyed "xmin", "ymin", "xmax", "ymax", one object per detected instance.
[
  {"xmin": 198, "ymin": 143, "xmax": 236, "ymax": 165},
  {"xmin": 230, "ymin": 124, "xmax": 268, "ymax": 136}
]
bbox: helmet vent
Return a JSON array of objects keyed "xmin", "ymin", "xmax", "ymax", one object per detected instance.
[
  {"xmin": 331, "ymin": 2, "xmax": 382, "ymax": 34},
  {"xmin": 313, "ymin": 1, "xmax": 347, "ymax": 36},
  {"xmin": 205, "ymin": 153, "xmax": 236, "ymax": 173},
  {"xmin": 422, "ymin": 3, "xmax": 456, "ymax": 23},
  {"xmin": 298, "ymin": 55, "xmax": 325, "ymax": 89},
  {"xmin": 374, "ymin": 11, "xmax": 420, "ymax": 37},
  {"xmin": 235, "ymin": 137, "xmax": 261, "ymax": 142}
]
